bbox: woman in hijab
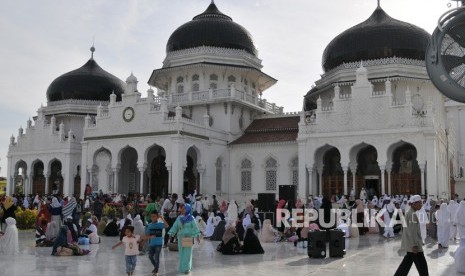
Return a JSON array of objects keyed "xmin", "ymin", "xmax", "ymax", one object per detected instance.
[
  {"xmin": 219, "ymin": 201, "xmax": 228, "ymax": 214},
  {"xmin": 436, "ymin": 202, "xmax": 451, "ymax": 248},
  {"xmin": 0, "ymin": 217, "xmax": 19, "ymax": 255},
  {"xmin": 243, "ymin": 224, "xmax": 264, "ymax": 254},
  {"xmin": 218, "ymin": 224, "xmax": 241, "ymax": 255},
  {"xmin": 103, "ymin": 218, "xmax": 120, "ymax": 236},
  {"xmin": 454, "ymin": 200, "xmax": 465, "ymax": 273},
  {"xmin": 64, "ymin": 216, "xmax": 78, "ymax": 243},
  {"xmin": 1, "ymin": 197, "xmax": 16, "ymax": 231},
  {"xmin": 242, "ymin": 214, "xmax": 252, "ymax": 231},
  {"xmin": 45, "ymin": 221, "xmax": 59, "ymax": 241},
  {"xmin": 227, "ymin": 200, "xmax": 238, "ymax": 224},
  {"xmin": 211, "ymin": 218, "xmax": 226, "ymax": 241},
  {"xmin": 133, "ymin": 214, "xmax": 145, "ymax": 252},
  {"xmin": 51, "ymin": 225, "xmax": 69, "ymax": 255},
  {"xmin": 62, "ymin": 196, "xmax": 77, "ymax": 220},
  {"xmin": 168, "ymin": 203, "xmax": 201, "ymax": 274},
  {"xmin": 449, "ymin": 200, "xmax": 459, "ymax": 240},
  {"xmin": 97, "ymin": 216, "xmax": 108, "ymax": 236},
  {"xmin": 196, "ymin": 216, "xmax": 207, "ymax": 236},
  {"xmin": 49, "ymin": 197, "xmax": 62, "ymax": 229},
  {"xmin": 204, "ymin": 213, "xmax": 215, "ymax": 238},
  {"xmin": 235, "ymin": 216, "xmax": 245, "ymax": 241},
  {"xmin": 261, "ymin": 219, "xmax": 279, "ymax": 243},
  {"xmin": 416, "ymin": 204, "xmax": 429, "ymax": 244}
]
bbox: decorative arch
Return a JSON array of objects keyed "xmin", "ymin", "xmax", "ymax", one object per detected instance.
[
  {"xmin": 184, "ymin": 146, "xmax": 201, "ymax": 194},
  {"xmin": 49, "ymin": 159, "xmax": 63, "ymax": 195},
  {"xmin": 93, "ymin": 148, "xmax": 112, "ymax": 193},
  {"xmin": 14, "ymin": 160, "xmax": 28, "ymax": 195},
  {"xmin": 350, "ymin": 143, "xmax": 381, "ymax": 198},
  {"xmin": 146, "ymin": 144, "xmax": 168, "ymax": 197},
  {"xmin": 387, "ymin": 141, "xmax": 421, "ymax": 195},
  {"xmin": 265, "ymin": 156, "xmax": 278, "ymax": 191},
  {"xmin": 119, "ymin": 146, "xmax": 139, "ymax": 194}
]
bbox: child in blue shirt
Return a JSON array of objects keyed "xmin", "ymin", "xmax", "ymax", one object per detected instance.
[{"xmin": 143, "ymin": 210, "xmax": 169, "ymax": 276}]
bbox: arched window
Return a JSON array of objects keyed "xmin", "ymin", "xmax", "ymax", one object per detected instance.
[
  {"xmin": 192, "ymin": 74, "xmax": 199, "ymax": 81},
  {"xmin": 210, "ymin": 74, "xmax": 218, "ymax": 81},
  {"xmin": 209, "ymin": 82, "xmax": 217, "ymax": 90},
  {"xmin": 265, "ymin": 157, "xmax": 277, "ymax": 191},
  {"xmin": 192, "ymin": 83, "xmax": 200, "ymax": 92},
  {"xmin": 290, "ymin": 157, "xmax": 298, "ymax": 187},
  {"xmin": 176, "ymin": 76, "xmax": 184, "ymax": 93},
  {"xmin": 228, "ymin": 75, "xmax": 236, "ymax": 82},
  {"xmin": 241, "ymin": 158, "xmax": 252, "ymax": 191},
  {"xmin": 216, "ymin": 158, "xmax": 222, "ymax": 192}
]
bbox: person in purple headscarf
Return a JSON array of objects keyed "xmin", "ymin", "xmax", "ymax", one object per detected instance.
[{"xmin": 168, "ymin": 204, "xmax": 201, "ymax": 274}]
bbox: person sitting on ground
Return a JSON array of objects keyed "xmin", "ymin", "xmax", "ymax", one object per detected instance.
[
  {"xmin": 217, "ymin": 224, "xmax": 241, "ymax": 255},
  {"xmin": 97, "ymin": 216, "xmax": 108, "ymax": 236},
  {"xmin": 196, "ymin": 216, "xmax": 207, "ymax": 236},
  {"xmin": 36, "ymin": 219, "xmax": 53, "ymax": 247},
  {"xmin": 242, "ymin": 224, "xmax": 264, "ymax": 254},
  {"xmin": 45, "ymin": 221, "xmax": 59, "ymax": 242},
  {"xmin": 64, "ymin": 216, "xmax": 79, "ymax": 243},
  {"xmin": 210, "ymin": 218, "xmax": 226, "ymax": 241},
  {"xmin": 260, "ymin": 219, "xmax": 280, "ymax": 243},
  {"xmin": 204, "ymin": 213, "xmax": 215, "ymax": 238},
  {"xmin": 52, "ymin": 226, "xmax": 69, "ymax": 255},
  {"xmin": 103, "ymin": 218, "xmax": 120, "ymax": 236}
]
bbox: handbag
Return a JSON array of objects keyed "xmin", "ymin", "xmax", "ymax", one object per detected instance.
[{"xmin": 181, "ymin": 237, "xmax": 193, "ymax": 247}]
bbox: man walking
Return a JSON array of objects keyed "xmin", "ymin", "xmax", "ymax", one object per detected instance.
[{"xmin": 394, "ymin": 195, "xmax": 429, "ymax": 276}]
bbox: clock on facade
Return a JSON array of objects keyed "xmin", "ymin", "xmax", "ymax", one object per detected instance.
[{"xmin": 123, "ymin": 107, "xmax": 135, "ymax": 122}]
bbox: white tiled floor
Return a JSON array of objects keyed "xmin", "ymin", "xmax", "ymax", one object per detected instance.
[{"xmin": 0, "ymin": 231, "xmax": 461, "ymax": 276}]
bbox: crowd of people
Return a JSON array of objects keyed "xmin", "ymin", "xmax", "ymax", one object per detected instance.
[{"xmin": 0, "ymin": 185, "xmax": 465, "ymax": 275}]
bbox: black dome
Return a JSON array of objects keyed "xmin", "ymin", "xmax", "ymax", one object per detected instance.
[
  {"xmin": 166, "ymin": 2, "xmax": 257, "ymax": 56},
  {"xmin": 322, "ymin": 7, "xmax": 431, "ymax": 72},
  {"xmin": 47, "ymin": 58, "xmax": 125, "ymax": 102}
]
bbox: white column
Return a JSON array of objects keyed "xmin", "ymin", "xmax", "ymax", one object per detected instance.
[
  {"xmin": 6, "ymin": 157, "xmax": 12, "ymax": 196},
  {"xmin": 113, "ymin": 168, "xmax": 119, "ymax": 194},
  {"xmin": 88, "ymin": 169, "xmax": 94, "ymax": 191},
  {"xmin": 167, "ymin": 164, "xmax": 172, "ymax": 194},
  {"xmin": 380, "ymin": 166, "xmax": 386, "ymax": 196},
  {"xmin": 421, "ymin": 167, "xmax": 426, "ymax": 195},
  {"xmin": 45, "ymin": 172, "xmax": 50, "ymax": 195},
  {"xmin": 28, "ymin": 173, "xmax": 33, "ymax": 195},
  {"xmin": 138, "ymin": 166, "xmax": 145, "ymax": 195},
  {"xmin": 387, "ymin": 170, "xmax": 392, "ymax": 195},
  {"xmin": 307, "ymin": 167, "xmax": 313, "ymax": 196},
  {"xmin": 351, "ymin": 167, "xmax": 357, "ymax": 194},
  {"xmin": 80, "ymin": 142, "xmax": 89, "ymax": 199},
  {"xmin": 343, "ymin": 166, "xmax": 348, "ymax": 195},
  {"xmin": 171, "ymin": 137, "xmax": 184, "ymax": 195},
  {"xmin": 197, "ymin": 167, "xmax": 205, "ymax": 195}
]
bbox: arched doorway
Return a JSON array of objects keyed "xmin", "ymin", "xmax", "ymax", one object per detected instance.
[
  {"xmin": 49, "ymin": 160, "xmax": 63, "ymax": 195},
  {"xmin": 147, "ymin": 145, "xmax": 168, "ymax": 198},
  {"xmin": 356, "ymin": 145, "xmax": 380, "ymax": 198},
  {"xmin": 32, "ymin": 161, "xmax": 45, "ymax": 195},
  {"xmin": 14, "ymin": 160, "xmax": 27, "ymax": 195},
  {"xmin": 184, "ymin": 147, "xmax": 199, "ymax": 195},
  {"xmin": 322, "ymin": 147, "xmax": 343, "ymax": 197},
  {"xmin": 120, "ymin": 147, "xmax": 138, "ymax": 194},
  {"xmin": 93, "ymin": 149, "xmax": 112, "ymax": 193},
  {"xmin": 391, "ymin": 143, "xmax": 421, "ymax": 195}
]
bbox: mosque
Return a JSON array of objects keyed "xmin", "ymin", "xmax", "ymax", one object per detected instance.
[{"xmin": 6, "ymin": 1, "xmax": 465, "ymax": 201}]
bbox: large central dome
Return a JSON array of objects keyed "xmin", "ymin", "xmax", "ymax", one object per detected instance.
[
  {"xmin": 322, "ymin": 6, "xmax": 431, "ymax": 72},
  {"xmin": 166, "ymin": 2, "xmax": 257, "ymax": 56},
  {"xmin": 47, "ymin": 53, "xmax": 125, "ymax": 102}
]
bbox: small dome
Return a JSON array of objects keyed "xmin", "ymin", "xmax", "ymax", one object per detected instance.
[
  {"xmin": 166, "ymin": 2, "xmax": 257, "ymax": 56},
  {"xmin": 126, "ymin": 73, "xmax": 138, "ymax": 83},
  {"xmin": 322, "ymin": 7, "xmax": 430, "ymax": 72},
  {"xmin": 47, "ymin": 57, "xmax": 125, "ymax": 102}
]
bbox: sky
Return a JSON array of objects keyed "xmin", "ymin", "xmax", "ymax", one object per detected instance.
[{"xmin": 0, "ymin": 0, "xmax": 452, "ymax": 176}]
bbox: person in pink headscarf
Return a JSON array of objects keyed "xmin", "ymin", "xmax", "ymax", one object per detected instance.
[
  {"xmin": 295, "ymin": 198, "xmax": 303, "ymax": 209},
  {"xmin": 219, "ymin": 201, "xmax": 227, "ymax": 214},
  {"xmin": 277, "ymin": 200, "xmax": 286, "ymax": 210}
]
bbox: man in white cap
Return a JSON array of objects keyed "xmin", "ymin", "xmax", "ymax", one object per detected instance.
[{"xmin": 394, "ymin": 195, "xmax": 429, "ymax": 276}]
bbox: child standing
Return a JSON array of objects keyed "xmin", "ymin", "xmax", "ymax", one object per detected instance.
[
  {"xmin": 143, "ymin": 211, "xmax": 169, "ymax": 276},
  {"xmin": 112, "ymin": 226, "xmax": 140, "ymax": 276}
]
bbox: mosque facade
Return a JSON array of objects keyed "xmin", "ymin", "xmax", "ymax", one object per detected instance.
[{"xmin": 6, "ymin": 2, "xmax": 465, "ymax": 201}]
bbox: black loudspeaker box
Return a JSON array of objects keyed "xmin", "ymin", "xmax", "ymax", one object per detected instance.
[
  {"xmin": 308, "ymin": 230, "xmax": 326, "ymax": 258},
  {"xmin": 329, "ymin": 229, "xmax": 346, "ymax": 257},
  {"xmin": 257, "ymin": 193, "xmax": 276, "ymax": 212}
]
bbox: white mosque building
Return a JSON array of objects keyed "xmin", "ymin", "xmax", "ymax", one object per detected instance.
[{"xmin": 6, "ymin": 2, "xmax": 465, "ymax": 201}]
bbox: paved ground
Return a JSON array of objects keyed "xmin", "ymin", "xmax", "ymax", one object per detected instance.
[{"xmin": 0, "ymin": 230, "xmax": 461, "ymax": 275}]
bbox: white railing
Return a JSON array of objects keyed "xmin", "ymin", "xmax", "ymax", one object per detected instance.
[
  {"xmin": 339, "ymin": 93, "xmax": 351, "ymax": 99},
  {"xmin": 47, "ymin": 99, "xmax": 109, "ymax": 107},
  {"xmin": 166, "ymin": 88, "xmax": 282, "ymax": 114},
  {"xmin": 372, "ymin": 90, "xmax": 386, "ymax": 96}
]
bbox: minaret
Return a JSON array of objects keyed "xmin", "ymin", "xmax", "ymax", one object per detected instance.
[{"xmin": 126, "ymin": 73, "xmax": 138, "ymax": 94}]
